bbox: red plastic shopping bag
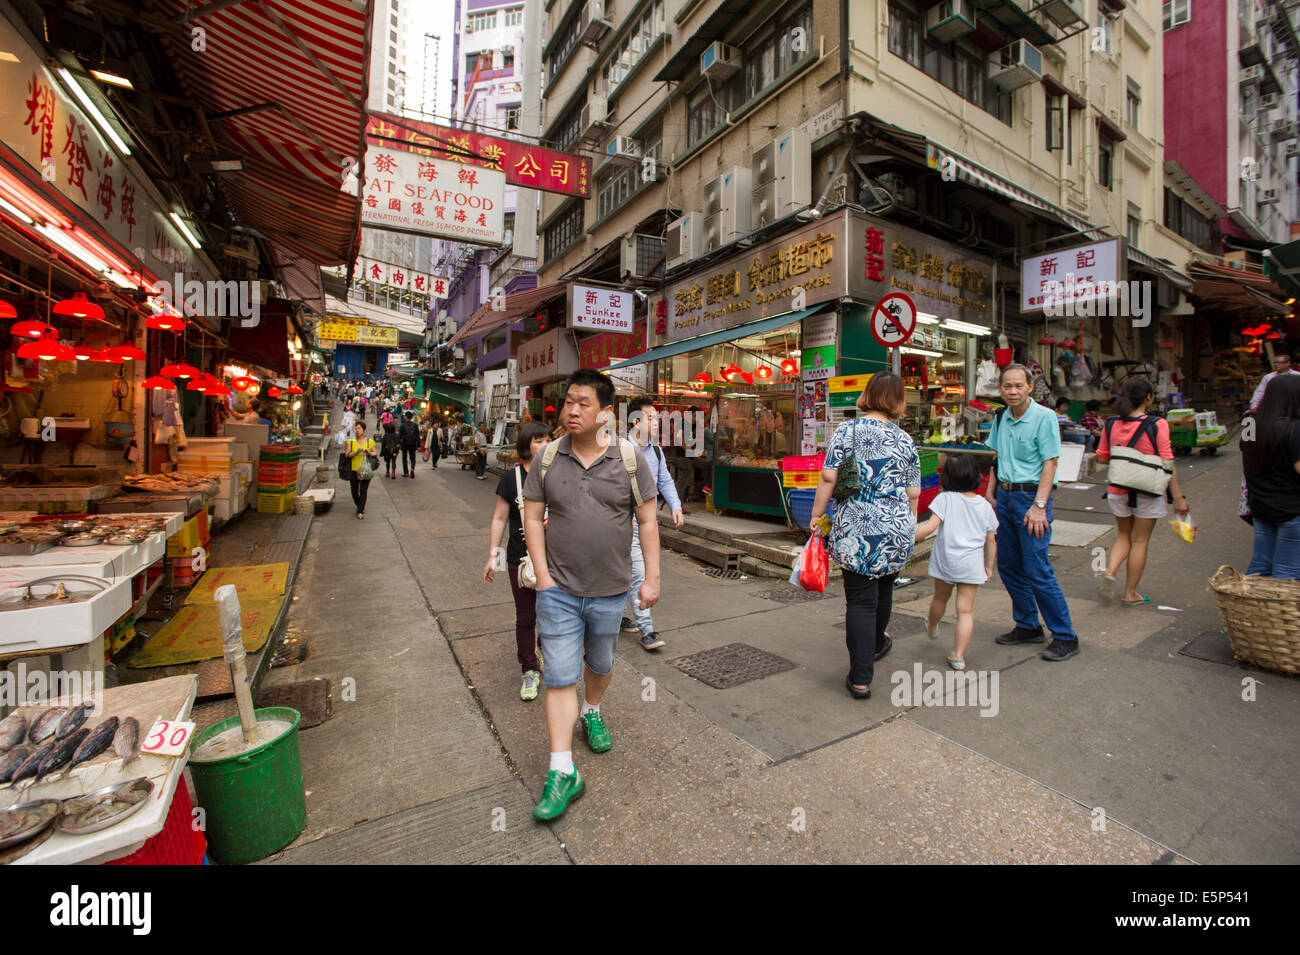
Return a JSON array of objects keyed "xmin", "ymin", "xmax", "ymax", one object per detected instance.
[{"xmin": 799, "ymin": 534, "xmax": 829, "ymax": 593}]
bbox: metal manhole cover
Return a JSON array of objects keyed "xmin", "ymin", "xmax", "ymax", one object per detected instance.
[
  {"xmin": 671, "ymin": 642, "xmax": 797, "ymax": 689},
  {"xmin": 701, "ymin": 568, "xmax": 748, "ymax": 580},
  {"xmin": 752, "ymin": 588, "xmax": 831, "ymax": 603}
]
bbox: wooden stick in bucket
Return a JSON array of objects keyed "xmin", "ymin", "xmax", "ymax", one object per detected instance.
[{"xmin": 214, "ymin": 584, "xmax": 259, "ymax": 743}]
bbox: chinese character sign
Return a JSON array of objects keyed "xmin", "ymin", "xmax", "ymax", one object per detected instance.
[
  {"xmin": 1019, "ymin": 239, "xmax": 1121, "ymax": 312},
  {"xmin": 361, "ymin": 146, "xmax": 506, "ymax": 245},
  {"xmin": 580, "ymin": 323, "xmax": 647, "ymax": 368},
  {"xmin": 518, "ymin": 327, "xmax": 579, "ymax": 384},
  {"xmin": 570, "ymin": 284, "xmax": 634, "ymax": 334},
  {"xmin": 356, "ymin": 256, "xmax": 435, "ymax": 296},
  {"xmin": 365, "ymin": 113, "xmax": 590, "ymax": 199}
]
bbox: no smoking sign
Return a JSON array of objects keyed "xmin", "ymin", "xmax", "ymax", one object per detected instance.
[{"xmin": 870, "ymin": 293, "xmax": 917, "ymax": 348}]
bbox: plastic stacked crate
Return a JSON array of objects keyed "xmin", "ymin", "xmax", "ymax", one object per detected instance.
[
  {"xmin": 789, "ymin": 489, "xmax": 834, "ymax": 532},
  {"xmin": 781, "ymin": 454, "xmax": 825, "ymax": 489},
  {"xmin": 918, "ymin": 449, "xmax": 941, "ymax": 513},
  {"xmin": 258, "ymin": 444, "xmax": 300, "ymax": 513}
]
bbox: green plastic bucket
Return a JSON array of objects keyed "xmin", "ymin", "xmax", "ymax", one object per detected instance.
[{"xmin": 188, "ymin": 706, "xmax": 306, "ymax": 865}]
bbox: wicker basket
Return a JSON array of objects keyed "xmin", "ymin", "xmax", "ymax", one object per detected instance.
[{"xmin": 1209, "ymin": 565, "xmax": 1300, "ymax": 675}]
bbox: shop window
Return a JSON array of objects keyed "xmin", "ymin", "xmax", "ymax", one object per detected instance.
[
  {"xmin": 1163, "ymin": 0, "xmax": 1191, "ymax": 30},
  {"xmin": 888, "ymin": 0, "xmax": 1011, "ymax": 125},
  {"xmin": 1098, "ymin": 136, "xmax": 1115, "ymax": 189}
]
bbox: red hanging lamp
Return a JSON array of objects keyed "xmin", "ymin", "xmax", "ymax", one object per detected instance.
[
  {"xmin": 755, "ymin": 365, "xmax": 773, "ymax": 380},
  {"xmin": 266, "ymin": 386, "xmax": 282, "ymax": 397},
  {"xmin": 52, "ymin": 292, "xmax": 105, "ymax": 321},
  {"xmin": 160, "ymin": 362, "xmax": 199, "ymax": 378},
  {"xmin": 105, "ymin": 343, "xmax": 145, "ymax": 362},
  {"xmin": 186, "ymin": 377, "xmax": 209, "ymax": 391},
  {"xmin": 141, "ymin": 375, "xmax": 175, "ymax": 390},
  {"xmin": 0, "ymin": 300, "xmax": 16, "ymax": 320},
  {"xmin": 206, "ymin": 383, "xmax": 231, "ymax": 397},
  {"xmin": 72, "ymin": 340, "xmax": 98, "ymax": 360},
  {"xmin": 780, "ymin": 358, "xmax": 798, "ymax": 375},
  {"xmin": 229, "ymin": 376, "xmax": 252, "ymax": 392},
  {"xmin": 694, "ymin": 372, "xmax": 712, "ymax": 383},
  {"xmin": 86, "ymin": 347, "xmax": 115, "ymax": 362},
  {"xmin": 18, "ymin": 335, "xmax": 75, "ymax": 361},
  {"xmin": 10, "ymin": 319, "xmax": 54, "ymax": 339},
  {"xmin": 145, "ymin": 312, "xmax": 186, "ymax": 331}
]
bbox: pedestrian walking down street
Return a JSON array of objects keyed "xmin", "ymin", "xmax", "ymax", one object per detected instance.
[
  {"xmin": 345, "ymin": 422, "xmax": 377, "ymax": 519},
  {"xmin": 1095, "ymin": 378, "xmax": 1188, "ymax": 605},
  {"xmin": 810, "ymin": 373, "xmax": 921, "ymax": 699},
  {"xmin": 522, "ymin": 369, "xmax": 659, "ymax": 822},
  {"xmin": 913, "ymin": 453, "xmax": 998, "ymax": 671},
  {"xmin": 621, "ymin": 397, "xmax": 684, "ymax": 651},
  {"xmin": 1242, "ymin": 373, "xmax": 1300, "ymax": 579},
  {"xmin": 474, "ymin": 423, "xmax": 490, "ymax": 479},
  {"xmin": 985, "ymin": 364, "xmax": 1079, "ymax": 661},
  {"xmin": 483, "ymin": 422, "xmax": 553, "ymax": 702},
  {"xmin": 399, "ymin": 411, "xmax": 420, "ymax": 478},
  {"xmin": 380, "ymin": 420, "xmax": 400, "ymax": 479},
  {"xmin": 1248, "ymin": 349, "xmax": 1298, "ymax": 412},
  {"xmin": 425, "ymin": 418, "xmax": 442, "ymax": 469}
]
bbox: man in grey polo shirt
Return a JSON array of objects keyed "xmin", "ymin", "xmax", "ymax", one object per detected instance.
[{"xmin": 523, "ymin": 368, "xmax": 660, "ymax": 822}]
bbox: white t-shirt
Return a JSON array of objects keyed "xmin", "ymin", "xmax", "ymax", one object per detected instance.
[{"xmin": 928, "ymin": 491, "xmax": 999, "ymax": 585}]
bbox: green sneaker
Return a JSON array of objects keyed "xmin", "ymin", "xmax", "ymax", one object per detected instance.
[
  {"xmin": 533, "ymin": 768, "xmax": 584, "ymax": 821},
  {"xmin": 536, "ymin": 647, "xmax": 544, "ymax": 672},
  {"xmin": 520, "ymin": 670, "xmax": 541, "ymax": 701},
  {"xmin": 580, "ymin": 709, "xmax": 612, "ymax": 753}
]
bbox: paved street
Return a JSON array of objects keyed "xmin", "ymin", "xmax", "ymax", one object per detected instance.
[{"xmin": 263, "ymin": 409, "xmax": 1298, "ymax": 864}]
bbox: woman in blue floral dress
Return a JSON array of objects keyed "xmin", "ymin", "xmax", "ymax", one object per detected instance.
[{"xmin": 810, "ymin": 373, "xmax": 921, "ymax": 698}]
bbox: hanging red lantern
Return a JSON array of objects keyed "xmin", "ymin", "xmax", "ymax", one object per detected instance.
[
  {"xmin": 186, "ymin": 378, "xmax": 209, "ymax": 391},
  {"xmin": 206, "ymin": 383, "xmax": 232, "ymax": 397},
  {"xmin": 287, "ymin": 384, "xmax": 303, "ymax": 394},
  {"xmin": 145, "ymin": 312, "xmax": 186, "ymax": 331},
  {"xmin": 141, "ymin": 375, "xmax": 175, "ymax": 390},
  {"xmin": 72, "ymin": 340, "xmax": 98, "ymax": 360},
  {"xmin": 160, "ymin": 363, "xmax": 199, "ymax": 378},
  {"xmin": 694, "ymin": 372, "xmax": 712, "ymax": 383},
  {"xmin": 267, "ymin": 386, "xmax": 282, "ymax": 397},
  {"xmin": 18, "ymin": 336, "xmax": 75, "ymax": 361},
  {"xmin": 780, "ymin": 358, "xmax": 798, "ymax": 375},
  {"xmin": 52, "ymin": 292, "xmax": 105, "ymax": 320},
  {"xmin": 10, "ymin": 319, "xmax": 53, "ymax": 339},
  {"xmin": 0, "ymin": 300, "xmax": 16, "ymax": 320},
  {"xmin": 86, "ymin": 348, "xmax": 115, "ymax": 363},
  {"xmin": 105, "ymin": 344, "xmax": 145, "ymax": 361},
  {"xmin": 230, "ymin": 376, "xmax": 251, "ymax": 391},
  {"xmin": 755, "ymin": 365, "xmax": 773, "ymax": 380},
  {"xmin": 739, "ymin": 371, "xmax": 753, "ymax": 384}
]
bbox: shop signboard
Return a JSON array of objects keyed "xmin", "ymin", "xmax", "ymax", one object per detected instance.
[
  {"xmin": 800, "ymin": 311, "xmax": 837, "ymax": 381},
  {"xmin": 608, "ymin": 363, "xmax": 648, "ymax": 393},
  {"xmin": 828, "ymin": 373, "xmax": 873, "ymax": 409},
  {"xmin": 518, "ymin": 327, "xmax": 579, "ymax": 385},
  {"xmin": 317, "ymin": 316, "xmax": 400, "ymax": 347},
  {"xmin": 367, "ymin": 113, "xmax": 590, "ymax": 199},
  {"xmin": 570, "ymin": 284, "xmax": 635, "ymax": 334},
  {"xmin": 360, "ymin": 146, "xmax": 506, "ymax": 245},
  {"xmin": 580, "ymin": 322, "xmax": 647, "ymax": 368},
  {"xmin": 656, "ymin": 214, "xmax": 847, "ymax": 345},
  {"xmin": 388, "ymin": 352, "xmax": 411, "ymax": 364},
  {"xmin": 356, "ymin": 257, "xmax": 444, "ymax": 296},
  {"xmin": 848, "ymin": 214, "xmax": 994, "ymax": 325},
  {"xmin": 1019, "ymin": 239, "xmax": 1123, "ymax": 313},
  {"xmin": 0, "ymin": 17, "xmax": 213, "ymax": 287}
]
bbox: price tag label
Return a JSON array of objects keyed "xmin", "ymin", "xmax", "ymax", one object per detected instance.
[{"xmin": 141, "ymin": 719, "xmax": 196, "ymax": 757}]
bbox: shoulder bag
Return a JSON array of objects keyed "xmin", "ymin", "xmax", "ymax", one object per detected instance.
[
  {"xmin": 514, "ymin": 465, "xmax": 537, "ymax": 589},
  {"xmin": 831, "ymin": 419, "xmax": 861, "ymax": 501},
  {"xmin": 1105, "ymin": 416, "xmax": 1172, "ymax": 497}
]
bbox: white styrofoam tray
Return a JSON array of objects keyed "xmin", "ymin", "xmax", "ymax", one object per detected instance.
[{"xmin": 0, "ymin": 574, "xmax": 132, "ymax": 652}]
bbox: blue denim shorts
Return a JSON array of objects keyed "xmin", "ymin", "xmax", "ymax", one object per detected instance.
[{"xmin": 535, "ymin": 584, "xmax": 627, "ymax": 687}]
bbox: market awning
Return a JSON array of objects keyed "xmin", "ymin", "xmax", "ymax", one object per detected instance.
[
  {"xmin": 1189, "ymin": 259, "xmax": 1291, "ymax": 317},
  {"xmin": 155, "ymin": 0, "xmax": 370, "ymax": 266},
  {"xmin": 608, "ymin": 304, "xmax": 830, "ymax": 369},
  {"xmin": 419, "ymin": 374, "xmax": 472, "ymax": 415},
  {"xmin": 449, "ymin": 282, "xmax": 567, "ymax": 345},
  {"xmin": 1262, "ymin": 239, "xmax": 1300, "ymax": 301}
]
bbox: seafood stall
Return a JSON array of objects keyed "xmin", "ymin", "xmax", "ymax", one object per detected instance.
[{"xmin": 0, "ymin": 675, "xmax": 201, "ymax": 865}]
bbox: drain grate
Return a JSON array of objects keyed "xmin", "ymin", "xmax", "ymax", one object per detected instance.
[
  {"xmin": 751, "ymin": 587, "xmax": 831, "ymax": 603},
  {"xmin": 671, "ymin": 642, "xmax": 797, "ymax": 689},
  {"xmin": 271, "ymin": 634, "xmax": 309, "ymax": 668},
  {"xmin": 701, "ymin": 568, "xmax": 748, "ymax": 580}
]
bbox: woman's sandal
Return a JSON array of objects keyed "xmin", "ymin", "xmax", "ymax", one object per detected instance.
[{"xmin": 1120, "ymin": 594, "xmax": 1151, "ymax": 605}]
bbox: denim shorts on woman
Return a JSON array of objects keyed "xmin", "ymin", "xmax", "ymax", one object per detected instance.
[{"xmin": 535, "ymin": 585, "xmax": 628, "ymax": 687}]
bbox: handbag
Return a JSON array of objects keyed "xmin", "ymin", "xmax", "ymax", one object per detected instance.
[
  {"xmin": 514, "ymin": 465, "xmax": 537, "ymax": 589},
  {"xmin": 337, "ymin": 452, "xmax": 353, "ymax": 479},
  {"xmin": 1105, "ymin": 416, "xmax": 1172, "ymax": 497},
  {"xmin": 831, "ymin": 419, "xmax": 861, "ymax": 501}
]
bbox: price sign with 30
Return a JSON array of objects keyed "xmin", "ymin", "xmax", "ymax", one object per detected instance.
[{"xmin": 141, "ymin": 719, "xmax": 197, "ymax": 757}]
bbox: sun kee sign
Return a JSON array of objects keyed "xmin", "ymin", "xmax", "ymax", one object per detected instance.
[
  {"xmin": 569, "ymin": 284, "xmax": 634, "ymax": 334},
  {"xmin": 361, "ymin": 148, "xmax": 506, "ymax": 245}
]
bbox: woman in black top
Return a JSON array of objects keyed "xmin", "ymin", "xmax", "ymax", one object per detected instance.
[
  {"xmin": 1243, "ymin": 374, "xmax": 1300, "ymax": 579},
  {"xmin": 380, "ymin": 420, "xmax": 401, "ymax": 479},
  {"xmin": 482, "ymin": 422, "xmax": 552, "ymax": 701}
]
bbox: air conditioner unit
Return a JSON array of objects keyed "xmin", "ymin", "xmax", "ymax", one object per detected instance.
[
  {"xmin": 1270, "ymin": 118, "xmax": 1296, "ymax": 141},
  {"xmin": 1260, "ymin": 187, "xmax": 1281, "ymax": 204},
  {"xmin": 640, "ymin": 157, "xmax": 669, "ymax": 182},
  {"xmin": 665, "ymin": 213, "xmax": 703, "ymax": 270},
  {"xmin": 1241, "ymin": 64, "xmax": 1264, "ymax": 85},
  {"xmin": 579, "ymin": 95, "xmax": 612, "ymax": 141},
  {"xmin": 606, "ymin": 136, "xmax": 643, "ymax": 165},
  {"xmin": 621, "ymin": 233, "xmax": 666, "ymax": 280},
  {"xmin": 700, "ymin": 42, "xmax": 741, "ymax": 80},
  {"xmin": 925, "ymin": 0, "xmax": 976, "ymax": 42},
  {"xmin": 579, "ymin": 1, "xmax": 612, "ymax": 45},
  {"xmin": 703, "ymin": 166, "xmax": 752, "ymax": 250},
  {"xmin": 1037, "ymin": 0, "xmax": 1086, "ymax": 29},
  {"xmin": 749, "ymin": 128, "xmax": 812, "ymax": 225},
  {"xmin": 989, "ymin": 39, "xmax": 1043, "ymax": 90},
  {"xmin": 1260, "ymin": 92, "xmax": 1281, "ymax": 110}
]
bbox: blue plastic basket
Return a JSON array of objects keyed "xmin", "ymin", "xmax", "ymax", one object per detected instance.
[{"xmin": 789, "ymin": 489, "xmax": 833, "ymax": 531}]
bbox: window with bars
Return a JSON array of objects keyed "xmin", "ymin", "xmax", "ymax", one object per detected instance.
[
  {"xmin": 551, "ymin": 101, "xmax": 583, "ymax": 151},
  {"xmin": 504, "ymin": 106, "xmax": 520, "ymax": 130},
  {"xmin": 547, "ymin": 11, "xmax": 582, "ymax": 82},
  {"xmin": 887, "ymin": 1, "xmax": 1012, "ymax": 125},
  {"xmin": 544, "ymin": 203, "xmax": 584, "ymax": 263},
  {"xmin": 597, "ymin": 167, "xmax": 634, "ymax": 221}
]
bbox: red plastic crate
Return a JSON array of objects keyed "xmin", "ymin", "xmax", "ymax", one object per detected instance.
[{"xmin": 105, "ymin": 780, "xmax": 205, "ymax": 865}]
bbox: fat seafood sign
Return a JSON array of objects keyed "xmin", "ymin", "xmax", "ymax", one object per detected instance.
[{"xmin": 360, "ymin": 147, "xmax": 506, "ymax": 246}]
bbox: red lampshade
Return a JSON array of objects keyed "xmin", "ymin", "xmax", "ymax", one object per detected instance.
[
  {"xmin": 287, "ymin": 384, "xmax": 303, "ymax": 394},
  {"xmin": 186, "ymin": 378, "xmax": 209, "ymax": 391},
  {"xmin": 10, "ymin": 319, "xmax": 53, "ymax": 339},
  {"xmin": 266, "ymin": 386, "xmax": 282, "ymax": 397},
  {"xmin": 105, "ymin": 344, "xmax": 145, "ymax": 361},
  {"xmin": 145, "ymin": 312, "xmax": 186, "ymax": 331},
  {"xmin": 1038, "ymin": 335, "xmax": 1058, "ymax": 346},
  {"xmin": 694, "ymin": 372, "xmax": 712, "ymax": 383},
  {"xmin": 544, "ymin": 405, "xmax": 556, "ymax": 412},
  {"xmin": 1266, "ymin": 331, "xmax": 1283, "ymax": 339},
  {"xmin": 0, "ymin": 300, "xmax": 16, "ymax": 320},
  {"xmin": 780, "ymin": 358, "xmax": 798, "ymax": 375},
  {"xmin": 18, "ymin": 338, "xmax": 75, "ymax": 361},
  {"xmin": 72, "ymin": 340, "xmax": 98, "ymax": 360},
  {"xmin": 206, "ymin": 383, "xmax": 231, "ymax": 396},
  {"xmin": 160, "ymin": 363, "xmax": 199, "ymax": 378},
  {"xmin": 230, "ymin": 376, "xmax": 251, "ymax": 391},
  {"xmin": 755, "ymin": 365, "xmax": 773, "ymax": 380},
  {"xmin": 739, "ymin": 372, "xmax": 753, "ymax": 384},
  {"xmin": 141, "ymin": 375, "xmax": 175, "ymax": 390},
  {"xmin": 52, "ymin": 292, "xmax": 105, "ymax": 320},
  {"xmin": 86, "ymin": 347, "xmax": 114, "ymax": 363}
]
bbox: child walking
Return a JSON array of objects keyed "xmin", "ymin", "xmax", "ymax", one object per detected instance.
[{"xmin": 914, "ymin": 454, "xmax": 998, "ymax": 670}]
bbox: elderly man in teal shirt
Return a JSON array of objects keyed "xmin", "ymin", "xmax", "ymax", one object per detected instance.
[{"xmin": 984, "ymin": 364, "xmax": 1079, "ymax": 662}]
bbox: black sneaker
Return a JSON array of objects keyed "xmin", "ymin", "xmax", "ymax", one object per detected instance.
[
  {"xmin": 1041, "ymin": 638, "xmax": 1080, "ymax": 662},
  {"xmin": 640, "ymin": 632, "xmax": 665, "ymax": 651},
  {"xmin": 621, "ymin": 616, "xmax": 638, "ymax": 633},
  {"xmin": 873, "ymin": 634, "xmax": 893, "ymax": 661},
  {"xmin": 995, "ymin": 626, "xmax": 1046, "ymax": 645}
]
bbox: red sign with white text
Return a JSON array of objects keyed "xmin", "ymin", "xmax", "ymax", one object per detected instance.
[
  {"xmin": 366, "ymin": 113, "xmax": 590, "ymax": 199},
  {"xmin": 580, "ymin": 322, "xmax": 647, "ymax": 369}
]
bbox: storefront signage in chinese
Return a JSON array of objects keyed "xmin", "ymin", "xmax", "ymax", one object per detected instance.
[
  {"xmin": 366, "ymin": 113, "xmax": 590, "ymax": 199},
  {"xmin": 518, "ymin": 327, "xmax": 579, "ymax": 385},
  {"xmin": 1019, "ymin": 239, "xmax": 1123, "ymax": 313},
  {"xmin": 356, "ymin": 257, "xmax": 446, "ymax": 297},
  {"xmin": 317, "ymin": 316, "xmax": 400, "ymax": 347},
  {"xmin": 361, "ymin": 147, "xmax": 506, "ymax": 245},
  {"xmin": 570, "ymin": 284, "xmax": 634, "ymax": 334},
  {"xmin": 656, "ymin": 214, "xmax": 847, "ymax": 345},
  {"xmin": 848, "ymin": 214, "xmax": 994, "ymax": 324},
  {"xmin": 1, "ymin": 18, "xmax": 212, "ymax": 288},
  {"xmin": 580, "ymin": 322, "xmax": 647, "ymax": 368}
]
